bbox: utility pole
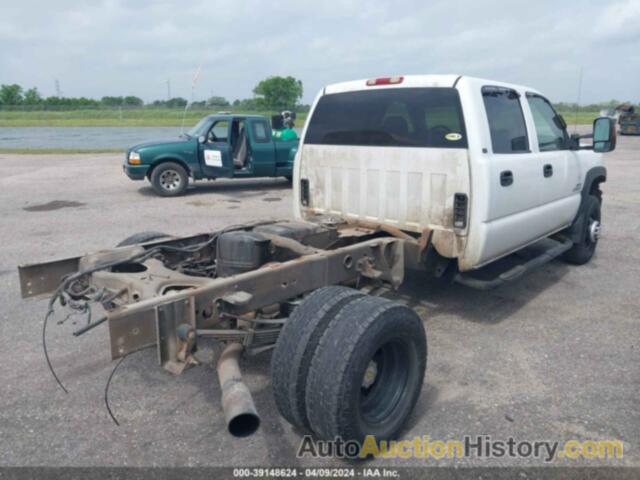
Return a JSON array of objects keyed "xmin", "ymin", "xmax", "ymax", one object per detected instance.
[
  {"xmin": 167, "ymin": 79, "xmax": 171, "ymax": 100},
  {"xmin": 55, "ymin": 79, "xmax": 62, "ymax": 97}
]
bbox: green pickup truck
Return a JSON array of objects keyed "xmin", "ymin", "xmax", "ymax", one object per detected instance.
[{"xmin": 124, "ymin": 114, "xmax": 299, "ymax": 196}]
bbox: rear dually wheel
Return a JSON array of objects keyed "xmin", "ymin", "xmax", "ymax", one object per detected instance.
[{"xmin": 305, "ymin": 296, "xmax": 427, "ymax": 443}]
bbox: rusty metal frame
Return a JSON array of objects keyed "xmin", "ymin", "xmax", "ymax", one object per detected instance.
[
  {"xmin": 18, "ymin": 224, "xmax": 409, "ymax": 378},
  {"xmin": 105, "ymin": 237, "xmax": 404, "ymax": 366},
  {"xmin": 19, "ymin": 256, "xmax": 80, "ymax": 299},
  {"xmin": 15, "ymin": 222, "xmax": 432, "ymax": 438}
]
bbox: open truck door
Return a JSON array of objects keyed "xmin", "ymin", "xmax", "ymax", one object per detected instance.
[{"xmin": 199, "ymin": 119, "xmax": 233, "ymax": 178}]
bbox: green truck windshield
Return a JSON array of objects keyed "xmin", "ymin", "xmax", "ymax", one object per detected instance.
[
  {"xmin": 305, "ymin": 87, "xmax": 467, "ymax": 148},
  {"xmin": 187, "ymin": 117, "xmax": 212, "ymax": 137}
]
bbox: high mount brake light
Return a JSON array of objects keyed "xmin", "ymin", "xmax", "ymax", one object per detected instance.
[{"xmin": 366, "ymin": 76, "xmax": 404, "ymax": 86}]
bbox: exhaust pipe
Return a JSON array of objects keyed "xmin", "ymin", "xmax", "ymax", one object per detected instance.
[{"xmin": 217, "ymin": 342, "xmax": 261, "ymax": 437}]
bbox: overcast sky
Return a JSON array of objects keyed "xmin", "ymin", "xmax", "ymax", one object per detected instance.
[{"xmin": 1, "ymin": 0, "xmax": 638, "ymax": 104}]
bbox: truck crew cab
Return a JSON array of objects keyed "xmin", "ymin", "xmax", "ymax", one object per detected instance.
[
  {"xmin": 20, "ymin": 75, "xmax": 616, "ymax": 446},
  {"xmin": 295, "ymin": 75, "xmax": 615, "ymax": 274},
  {"xmin": 124, "ymin": 114, "xmax": 298, "ymax": 196}
]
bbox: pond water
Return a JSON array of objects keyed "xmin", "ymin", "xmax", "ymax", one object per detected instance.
[
  {"xmin": 0, "ymin": 127, "xmax": 189, "ymax": 149},
  {"xmin": 0, "ymin": 126, "xmax": 304, "ymax": 149}
]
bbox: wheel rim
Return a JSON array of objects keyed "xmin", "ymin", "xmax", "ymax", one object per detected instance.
[
  {"xmin": 588, "ymin": 219, "xmax": 601, "ymax": 244},
  {"xmin": 359, "ymin": 339, "xmax": 410, "ymax": 425},
  {"xmin": 159, "ymin": 169, "xmax": 182, "ymax": 191}
]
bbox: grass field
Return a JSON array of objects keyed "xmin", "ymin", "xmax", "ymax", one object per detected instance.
[
  {"xmin": 0, "ymin": 108, "xmax": 597, "ymax": 127},
  {"xmin": 0, "ymin": 108, "xmax": 309, "ymax": 127},
  {"xmin": 557, "ymin": 111, "xmax": 601, "ymax": 126}
]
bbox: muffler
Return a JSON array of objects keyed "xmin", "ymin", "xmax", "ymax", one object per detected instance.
[{"xmin": 217, "ymin": 342, "xmax": 261, "ymax": 437}]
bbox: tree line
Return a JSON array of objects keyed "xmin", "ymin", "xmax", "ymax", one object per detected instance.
[
  {"xmin": 553, "ymin": 100, "xmax": 636, "ymax": 112},
  {"xmin": 0, "ymin": 76, "xmax": 309, "ymax": 111},
  {"xmin": 1, "ymin": 78, "xmax": 633, "ymax": 112}
]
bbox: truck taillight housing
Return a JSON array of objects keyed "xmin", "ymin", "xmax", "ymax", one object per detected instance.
[
  {"xmin": 453, "ymin": 193, "xmax": 468, "ymax": 229},
  {"xmin": 366, "ymin": 76, "xmax": 404, "ymax": 86},
  {"xmin": 300, "ymin": 179, "xmax": 310, "ymax": 206}
]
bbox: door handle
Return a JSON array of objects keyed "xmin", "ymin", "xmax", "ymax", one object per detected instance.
[
  {"xmin": 500, "ymin": 170, "xmax": 513, "ymax": 186},
  {"xmin": 543, "ymin": 164, "xmax": 553, "ymax": 177}
]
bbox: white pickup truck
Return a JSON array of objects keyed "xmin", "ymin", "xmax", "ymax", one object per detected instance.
[
  {"xmin": 19, "ymin": 75, "xmax": 616, "ymax": 447},
  {"xmin": 295, "ymin": 74, "xmax": 615, "ymax": 276}
]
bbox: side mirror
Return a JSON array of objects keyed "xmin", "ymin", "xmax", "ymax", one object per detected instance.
[
  {"xmin": 198, "ymin": 135, "xmax": 206, "ymax": 144},
  {"xmin": 593, "ymin": 117, "xmax": 616, "ymax": 153}
]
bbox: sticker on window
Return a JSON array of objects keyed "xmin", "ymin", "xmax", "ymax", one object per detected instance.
[
  {"xmin": 445, "ymin": 133, "xmax": 463, "ymax": 141},
  {"xmin": 204, "ymin": 150, "xmax": 222, "ymax": 167}
]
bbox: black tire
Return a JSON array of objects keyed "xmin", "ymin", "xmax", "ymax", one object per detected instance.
[
  {"xmin": 116, "ymin": 231, "xmax": 170, "ymax": 247},
  {"xmin": 306, "ymin": 296, "xmax": 427, "ymax": 442},
  {"xmin": 150, "ymin": 162, "xmax": 189, "ymax": 197},
  {"xmin": 564, "ymin": 195, "xmax": 601, "ymax": 265},
  {"xmin": 271, "ymin": 286, "xmax": 364, "ymax": 431}
]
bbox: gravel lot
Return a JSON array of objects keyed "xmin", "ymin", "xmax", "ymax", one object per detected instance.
[{"xmin": 0, "ymin": 135, "xmax": 638, "ymax": 469}]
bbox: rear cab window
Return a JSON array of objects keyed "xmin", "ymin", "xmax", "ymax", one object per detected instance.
[
  {"xmin": 481, "ymin": 86, "xmax": 529, "ymax": 154},
  {"xmin": 305, "ymin": 87, "xmax": 467, "ymax": 148}
]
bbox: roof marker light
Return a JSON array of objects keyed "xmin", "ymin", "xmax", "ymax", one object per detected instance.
[{"xmin": 366, "ymin": 76, "xmax": 404, "ymax": 86}]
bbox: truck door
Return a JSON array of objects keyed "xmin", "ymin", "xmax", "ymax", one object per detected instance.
[
  {"xmin": 478, "ymin": 86, "xmax": 546, "ymax": 264},
  {"xmin": 199, "ymin": 119, "xmax": 233, "ymax": 177},
  {"xmin": 246, "ymin": 118, "xmax": 276, "ymax": 176},
  {"xmin": 524, "ymin": 93, "xmax": 582, "ymax": 232}
]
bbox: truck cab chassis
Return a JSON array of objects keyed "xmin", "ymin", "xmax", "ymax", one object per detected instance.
[{"xmin": 19, "ymin": 75, "xmax": 617, "ymax": 444}]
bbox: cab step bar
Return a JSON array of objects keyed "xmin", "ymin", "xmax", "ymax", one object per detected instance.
[{"xmin": 454, "ymin": 237, "xmax": 574, "ymax": 290}]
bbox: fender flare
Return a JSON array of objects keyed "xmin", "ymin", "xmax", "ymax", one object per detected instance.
[
  {"xmin": 568, "ymin": 166, "xmax": 606, "ymax": 242},
  {"xmin": 147, "ymin": 157, "xmax": 193, "ymax": 179}
]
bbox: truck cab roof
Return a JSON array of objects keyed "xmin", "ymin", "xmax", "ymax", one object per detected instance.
[
  {"xmin": 203, "ymin": 114, "xmax": 267, "ymax": 122},
  {"xmin": 322, "ymin": 74, "xmax": 543, "ymax": 98}
]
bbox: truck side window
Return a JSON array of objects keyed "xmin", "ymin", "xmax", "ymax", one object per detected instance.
[
  {"xmin": 482, "ymin": 86, "xmax": 529, "ymax": 154},
  {"xmin": 208, "ymin": 121, "xmax": 229, "ymax": 143},
  {"xmin": 252, "ymin": 121, "xmax": 270, "ymax": 143},
  {"xmin": 526, "ymin": 94, "xmax": 568, "ymax": 151}
]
